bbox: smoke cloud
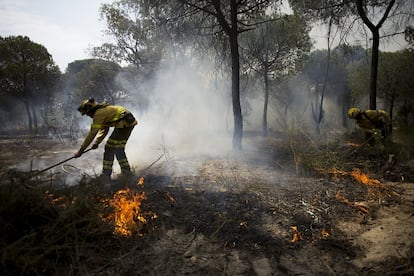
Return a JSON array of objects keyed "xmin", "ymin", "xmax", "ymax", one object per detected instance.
[
  {"xmin": 13, "ymin": 52, "xmax": 350, "ymax": 181},
  {"xmin": 122, "ymin": 56, "xmax": 234, "ymax": 173}
]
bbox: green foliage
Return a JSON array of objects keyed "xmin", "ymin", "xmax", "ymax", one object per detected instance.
[
  {"xmin": 93, "ymin": 0, "xmax": 165, "ymax": 75},
  {"xmin": 288, "ymin": 0, "xmax": 354, "ymax": 24},
  {"xmin": 378, "ymin": 49, "xmax": 414, "ymax": 104},
  {"xmin": 397, "ymin": 101, "xmax": 414, "ymax": 129},
  {"xmin": 303, "ymin": 46, "xmax": 367, "ymax": 99},
  {"xmin": 0, "ymin": 35, "xmax": 61, "ymax": 132},
  {"xmin": 65, "ymin": 59, "xmax": 123, "ymax": 104},
  {"xmin": 347, "ymin": 59, "xmax": 370, "ymax": 104},
  {"xmin": 405, "ymin": 26, "xmax": 414, "ymax": 46},
  {"xmin": 241, "ymin": 14, "xmax": 312, "ymax": 79},
  {"xmin": 289, "ymin": 0, "xmax": 413, "ymax": 110},
  {"xmin": 353, "ymin": 49, "xmax": 414, "ymax": 121},
  {"xmin": 240, "ymin": 13, "xmax": 312, "ymax": 135},
  {"xmin": 0, "ymin": 35, "xmax": 61, "ymax": 100},
  {"xmin": 347, "ymin": 48, "xmax": 414, "ymax": 129}
]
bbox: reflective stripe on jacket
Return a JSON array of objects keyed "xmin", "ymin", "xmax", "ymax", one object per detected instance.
[
  {"xmin": 80, "ymin": 105, "xmax": 137, "ymax": 151},
  {"xmin": 356, "ymin": 109, "xmax": 391, "ymax": 131}
]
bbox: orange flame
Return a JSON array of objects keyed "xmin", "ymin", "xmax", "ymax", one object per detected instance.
[
  {"xmin": 101, "ymin": 177, "xmax": 157, "ymax": 236},
  {"xmin": 321, "ymin": 229, "xmax": 330, "ymax": 238},
  {"xmin": 137, "ymin": 177, "xmax": 144, "ymax": 187},
  {"xmin": 349, "ymin": 168, "xmax": 381, "ymax": 186},
  {"xmin": 327, "ymin": 168, "xmax": 399, "ymax": 197},
  {"xmin": 165, "ymin": 192, "xmax": 176, "ymax": 206},
  {"xmin": 335, "ymin": 191, "xmax": 369, "ymax": 213},
  {"xmin": 45, "ymin": 192, "xmax": 75, "ymax": 207},
  {"xmin": 325, "ymin": 167, "xmax": 380, "ymax": 186},
  {"xmin": 290, "ymin": 226, "xmax": 303, "ymax": 242},
  {"xmin": 345, "ymin": 142, "xmax": 359, "ymax": 148},
  {"xmin": 109, "ymin": 188, "xmax": 148, "ymax": 236}
]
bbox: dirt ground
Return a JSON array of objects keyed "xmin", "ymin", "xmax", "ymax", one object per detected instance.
[{"xmin": 1, "ymin": 134, "xmax": 414, "ymax": 275}]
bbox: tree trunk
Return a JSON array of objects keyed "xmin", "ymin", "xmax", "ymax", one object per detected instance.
[
  {"xmin": 342, "ymin": 91, "xmax": 351, "ymax": 128},
  {"xmin": 315, "ymin": 17, "xmax": 332, "ymax": 135},
  {"xmin": 389, "ymin": 93, "xmax": 394, "ymax": 131},
  {"xmin": 262, "ymin": 69, "xmax": 269, "ymax": 137},
  {"xmin": 229, "ymin": 0, "xmax": 242, "ymax": 150},
  {"xmin": 389, "ymin": 96, "xmax": 394, "ymax": 121},
  {"xmin": 24, "ymin": 101, "xmax": 33, "ymax": 133},
  {"xmin": 369, "ymin": 30, "xmax": 380, "ymax": 110},
  {"xmin": 31, "ymin": 104, "xmax": 38, "ymax": 130},
  {"xmin": 230, "ymin": 33, "xmax": 243, "ymax": 150},
  {"xmin": 210, "ymin": 0, "xmax": 243, "ymax": 150},
  {"xmin": 355, "ymin": 0, "xmax": 396, "ymax": 110}
]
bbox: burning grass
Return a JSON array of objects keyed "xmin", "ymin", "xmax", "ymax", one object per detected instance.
[
  {"xmin": 0, "ymin": 133, "xmax": 413, "ymax": 275},
  {"xmin": 292, "ymin": 135, "xmax": 405, "ymax": 211},
  {"xmin": 100, "ymin": 181, "xmax": 157, "ymax": 237},
  {"xmin": 0, "ymin": 174, "xmax": 155, "ymax": 275}
]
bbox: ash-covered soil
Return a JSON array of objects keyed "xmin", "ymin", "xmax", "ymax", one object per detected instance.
[
  {"xmin": 1, "ymin": 135, "xmax": 413, "ymax": 275},
  {"xmin": 137, "ymin": 158, "xmax": 413, "ymax": 275}
]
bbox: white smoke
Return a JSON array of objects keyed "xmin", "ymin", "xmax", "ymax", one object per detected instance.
[{"xmin": 123, "ymin": 55, "xmax": 234, "ymax": 172}]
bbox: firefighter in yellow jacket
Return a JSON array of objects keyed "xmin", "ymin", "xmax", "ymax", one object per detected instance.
[
  {"xmin": 347, "ymin": 107, "xmax": 392, "ymax": 139},
  {"xmin": 75, "ymin": 98, "xmax": 137, "ymax": 179}
]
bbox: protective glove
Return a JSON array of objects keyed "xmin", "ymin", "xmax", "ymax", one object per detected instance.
[
  {"xmin": 74, "ymin": 150, "xmax": 83, "ymax": 158},
  {"xmin": 91, "ymin": 143, "xmax": 99, "ymax": 149}
]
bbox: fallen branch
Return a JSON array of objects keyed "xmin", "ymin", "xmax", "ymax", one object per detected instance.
[
  {"xmin": 335, "ymin": 191, "xmax": 369, "ymax": 213},
  {"xmin": 349, "ymin": 136, "xmax": 375, "ymax": 155},
  {"xmin": 141, "ymin": 154, "xmax": 164, "ymax": 171},
  {"xmin": 209, "ymin": 220, "xmax": 227, "ymax": 239}
]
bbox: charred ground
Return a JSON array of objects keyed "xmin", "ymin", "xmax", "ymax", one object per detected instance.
[{"xmin": 0, "ymin": 132, "xmax": 413, "ymax": 275}]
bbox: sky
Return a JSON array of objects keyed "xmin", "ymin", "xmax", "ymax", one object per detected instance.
[
  {"xmin": 0, "ymin": 0, "xmax": 111, "ymax": 71},
  {"xmin": 1, "ymin": 0, "xmax": 409, "ymax": 72}
]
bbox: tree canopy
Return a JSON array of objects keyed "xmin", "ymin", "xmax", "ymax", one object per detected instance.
[
  {"xmin": 65, "ymin": 59, "xmax": 123, "ymax": 105},
  {"xmin": 1, "ymin": 1, "xmax": 413, "ymax": 142},
  {"xmin": 241, "ymin": 13, "xmax": 312, "ymax": 136},
  {"xmin": 289, "ymin": 0, "xmax": 414, "ymax": 110},
  {"xmin": 0, "ymin": 35, "xmax": 61, "ymax": 132}
]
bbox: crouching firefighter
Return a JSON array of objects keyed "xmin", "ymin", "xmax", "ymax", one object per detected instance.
[
  {"xmin": 347, "ymin": 107, "xmax": 392, "ymax": 144},
  {"xmin": 74, "ymin": 98, "xmax": 137, "ymax": 180}
]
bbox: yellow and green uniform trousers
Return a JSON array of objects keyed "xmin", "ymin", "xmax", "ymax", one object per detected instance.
[{"xmin": 102, "ymin": 126, "xmax": 134, "ymax": 176}]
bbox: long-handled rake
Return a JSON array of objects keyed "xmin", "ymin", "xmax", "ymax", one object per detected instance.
[{"xmin": 30, "ymin": 148, "xmax": 94, "ymax": 178}]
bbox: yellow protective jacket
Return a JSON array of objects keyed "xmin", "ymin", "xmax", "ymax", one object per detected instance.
[
  {"xmin": 355, "ymin": 109, "xmax": 391, "ymax": 133},
  {"xmin": 80, "ymin": 105, "xmax": 137, "ymax": 151}
]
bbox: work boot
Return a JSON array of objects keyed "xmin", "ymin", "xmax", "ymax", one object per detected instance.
[
  {"xmin": 118, "ymin": 170, "xmax": 136, "ymax": 187},
  {"xmin": 97, "ymin": 174, "xmax": 112, "ymax": 189}
]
